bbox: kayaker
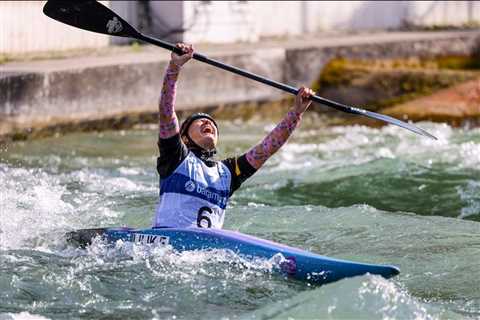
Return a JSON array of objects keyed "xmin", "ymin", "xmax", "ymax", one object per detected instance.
[{"xmin": 155, "ymin": 43, "xmax": 314, "ymax": 229}]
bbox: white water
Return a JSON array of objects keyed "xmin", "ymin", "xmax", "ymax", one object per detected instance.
[{"xmin": 1, "ymin": 121, "xmax": 479, "ymax": 319}]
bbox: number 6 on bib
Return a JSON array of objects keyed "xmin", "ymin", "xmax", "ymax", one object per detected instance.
[{"xmin": 197, "ymin": 206, "xmax": 213, "ymax": 228}]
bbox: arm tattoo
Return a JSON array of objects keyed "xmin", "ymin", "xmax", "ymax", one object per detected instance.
[
  {"xmin": 159, "ymin": 62, "xmax": 181, "ymax": 139},
  {"xmin": 245, "ymin": 111, "xmax": 301, "ymax": 169}
]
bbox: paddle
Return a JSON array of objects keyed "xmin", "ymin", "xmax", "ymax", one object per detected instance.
[
  {"xmin": 43, "ymin": 0, "xmax": 437, "ymax": 140},
  {"xmin": 65, "ymin": 228, "xmax": 107, "ymax": 248}
]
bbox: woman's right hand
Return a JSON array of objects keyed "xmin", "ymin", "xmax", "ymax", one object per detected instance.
[
  {"xmin": 171, "ymin": 43, "xmax": 194, "ymax": 67},
  {"xmin": 292, "ymin": 86, "xmax": 315, "ymax": 114}
]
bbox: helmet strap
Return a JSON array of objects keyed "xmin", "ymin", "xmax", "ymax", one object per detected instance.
[{"xmin": 182, "ymin": 133, "xmax": 217, "ymax": 160}]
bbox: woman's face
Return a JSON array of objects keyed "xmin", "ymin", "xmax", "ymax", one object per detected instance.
[{"xmin": 186, "ymin": 118, "xmax": 218, "ymax": 150}]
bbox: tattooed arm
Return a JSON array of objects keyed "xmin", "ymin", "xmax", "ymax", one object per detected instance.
[
  {"xmin": 245, "ymin": 87, "xmax": 314, "ymax": 170},
  {"xmin": 158, "ymin": 62, "xmax": 181, "ymax": 139},
  {"xmin": 158, "ymin": 43, "xmax": 194, "ymax": 139},
  {"xmin": 157, "ymin": 43, "xmax": 194, "ymax": 178}
]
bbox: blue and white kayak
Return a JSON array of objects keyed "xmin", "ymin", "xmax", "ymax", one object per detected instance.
[{"xmin": 66, "ymin": 227, "xmax": 400, "ymax": 285}]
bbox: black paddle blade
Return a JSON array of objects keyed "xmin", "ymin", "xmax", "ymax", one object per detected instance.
[
  {"xmin": 43, "ymin": 0, "xmax": 139, "ymax": 38},
  {"xmin": 65, "ymin": 228, "xmax": 107, "ymax": 248}
]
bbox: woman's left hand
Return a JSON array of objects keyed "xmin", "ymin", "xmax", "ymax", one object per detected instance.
[
  {"xmin": 171, "ymin": 43, "xmax": 194, "ymax": 67},
  {"xmin": 293, "ymin": 86, "xmax": 315, "ymax": 114}
]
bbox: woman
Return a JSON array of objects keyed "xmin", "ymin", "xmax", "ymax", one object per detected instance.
[{"xmin": 155, "ymin": 43, "xmax": 314, "ymax": 229}]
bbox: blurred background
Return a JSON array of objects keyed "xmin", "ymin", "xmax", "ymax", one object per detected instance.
[
  {"xmin": 1, "ymin": 1, "xmax": 480, "ymax": 140},
  {"xmin": 1, "ymin": 1, "xmax": 480, "ymax": 51}
]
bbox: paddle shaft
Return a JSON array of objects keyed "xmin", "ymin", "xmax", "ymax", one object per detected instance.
[
  {"xmin": 139, "ymin": 33, "xmax": 359, "ymax": 115},
  {"xmin": 41, "ymin": 0, "xmax": 437, "ymax": 139}
]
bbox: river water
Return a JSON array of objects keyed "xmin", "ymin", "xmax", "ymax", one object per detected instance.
[{"xmin": 1, "ymin": 118, "xmax": 479, "ymax": 319}]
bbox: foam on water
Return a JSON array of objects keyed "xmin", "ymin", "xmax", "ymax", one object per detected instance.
[
  {"xmin": 1, "ymin": 123, "xmax": 479, "ymax": 319},
  {"xmin": 63, "ymin": 237, "xmax": 286, "ymax": 284},
  {"xmin": 456, "ymin": 180, "xmax": 480, "ymax": 219},
  {"xmin": 0, "ymin": 160, "xmax": 155, "ymax": 250},
  {"xmin": 227, "ymin": 203, "xmax": 480, "ymax": 317},
  {"xmin": 237, "ymin": 123, "xmax": 480, "ymax": 219},
  {"xmin": 273, "ymin": 122, "xmax": 480, "ymax": 171},
  {"xmin": 0, "ymin": 312, "xmax": 50, "ymax": 320},
  {"xmin": 12, "ymin": 238, "xmax": 298, "ymax": 319},
  {"xmin": 242, "ymin": 275, "xmax": 459, "ymax": 320},
  {"xmin": 68, "ymin": 168, "xmax": 154, "ymax": 194},
  {"xmin": 0, "ymin": 164, "xmax": 73, "ymax": 249}
]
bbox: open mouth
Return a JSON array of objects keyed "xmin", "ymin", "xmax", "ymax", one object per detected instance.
[{"xmin": 201, "ymin": 125, "xmax": 214, "ymax": 135}]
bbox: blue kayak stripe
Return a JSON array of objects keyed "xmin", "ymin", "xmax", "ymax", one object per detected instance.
[
  {"xmin": 104, "ymin": 227, "xmax": 400, "ymax": 284},
  {"xmin": 161, "ymin": 173, "xmax": 229, "ymax": 209}
]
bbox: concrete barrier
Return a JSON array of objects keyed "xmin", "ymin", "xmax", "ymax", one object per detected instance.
[{"xmin": 1, "ymin": 31, "xmax": 479, "ymax": 141}]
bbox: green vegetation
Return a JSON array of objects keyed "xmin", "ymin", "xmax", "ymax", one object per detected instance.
[
  {"xmin": 435, "ymin": 56, "xmax": 480, "ymax": 70},
  {"xmin": 312, "ymin": 56, "xmax": 479, "ymax": 112},
  {"xmin": 313, "ymin": 58, "xmax": 369, "ymax": 90}
]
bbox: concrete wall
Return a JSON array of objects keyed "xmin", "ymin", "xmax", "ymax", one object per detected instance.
[
  {"xmin": 109, "ymin": 1, "xmax": 139, "ymax": 45},
  {"xmin": 183, "ymin": 1, "xmax": 256, "ymax": 43},
  {"xmin": 262, "ymin": 1, "xmax": 480, "ymax": 32},
  {"xmin": 0, "ymin": 1, "xmax": 110, "ymax": 54},
  {"xmin": 0, "ymin": 48, "xmax": 284, "ymax": 138},
  {"xmin": 409, "ymin": 1, "xmax": 480, "ymax": 26},
  {"xmin": 2, "ymin": 1, "xmax": 479, "ymax": 54},
  {"xmin": 148, "ymin": 1, "xmax": 185, "ymax": 43},
  {"xmin": 284, "ymin": 32, "xmax": 480, "ymax": 88},
  {"xmin": 171, "ymin": 1, "xmax": 480, "ymax": 43},
  {"xmin": 148, "ymin": 1, "xmax": 257, "ymax": 43},
  {"xmin": 1, "ymin": 31, "xmax": 479, "ymax": 140}
]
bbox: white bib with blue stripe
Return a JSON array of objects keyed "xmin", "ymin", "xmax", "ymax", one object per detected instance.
[{"xmin": 154, "ymin": 152, "xmax": 231, "ymax": 228}]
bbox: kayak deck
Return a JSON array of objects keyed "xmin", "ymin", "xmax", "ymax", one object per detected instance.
[{"xmin": 66, "ymin": 227, "xmax": 400, "ymax": 285}]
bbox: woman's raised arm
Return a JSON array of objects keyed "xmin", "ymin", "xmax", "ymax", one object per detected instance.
[
  {"xmin": 245, "ymin": 87, "xmax": 314, "ymax": 170},
  {"xmin": 158, "ymin": 43, "xmax": 194, "ymax": 140}
]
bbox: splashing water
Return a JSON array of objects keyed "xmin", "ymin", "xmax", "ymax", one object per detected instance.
[{"xmin": 1, "ymin": 121, "xmax": 479, "ymax": 319}]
